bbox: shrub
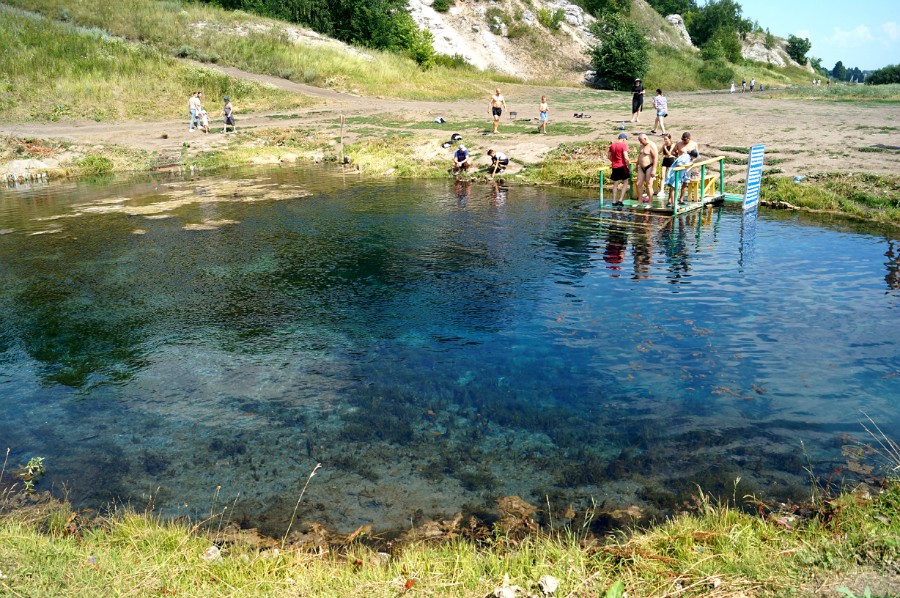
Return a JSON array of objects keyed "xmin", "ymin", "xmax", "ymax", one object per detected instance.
[
  {"xmin": 786, "ymin": 35, "xmax": 811, "ymax": 64},
  {"xmin": 588, "ymin": 14, "xmax": 650, "ymax": 90},
  {"xmin": 75, "ymin": 155, "xmax": 114, "ymax": 177},
  {"xmin": 867, "ymin": 64, "xmax": 900, "ymax": 85},
  {"xmin": 432, "ymin": 0, "xmax": 452, "ymax": 12},
  {"xmin": 537, "ymin": 8, "xmax": 565, "ymax": 31},
  {"xmin": 698, "ymin": 58, "xmax": 734, "ymax": 87}
]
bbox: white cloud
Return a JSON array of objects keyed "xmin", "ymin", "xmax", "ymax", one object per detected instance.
[
  {"xmin": 882, "ymin": 22, "xmax": 900, "ymax": 42},
  {"xmin": 826, "ymin": 25, "xmax": 875, "ymax": 47}
]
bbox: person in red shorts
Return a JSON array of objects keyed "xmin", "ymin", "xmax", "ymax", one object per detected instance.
[{"xmin": 608, "ymin": 132, "xmax": 631, "ymax": 206}]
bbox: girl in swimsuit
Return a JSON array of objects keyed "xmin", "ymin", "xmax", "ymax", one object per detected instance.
[{"xmin": 658, "ymin": 133, "xmax": 676, "ymax": 197}]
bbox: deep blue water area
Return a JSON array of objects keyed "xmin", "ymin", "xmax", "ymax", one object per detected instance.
[{"xmin": 0, "ymin": 167, "xmax": 898, "ymax": 534}]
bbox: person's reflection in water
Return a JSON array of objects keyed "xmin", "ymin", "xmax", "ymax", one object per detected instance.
[
  {"xmin": 490, "ymin": 180, "xmax": 507, "ymax": 207},
  {"xmin": 886, "ymin": 240, "xmax": 900, "ymax": 290},
  {"xmin": 455, "ymin": 179, "xmax": 470, "ymax": 208},
  {"xmin": 603, "ymin": 214, "xmax": 627, "ymax": 276},
  {"xmin": 631, "ymin": 212, "xmax": 653, "ymax": 280}
]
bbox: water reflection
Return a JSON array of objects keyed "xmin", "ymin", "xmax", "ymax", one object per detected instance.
[{"xmin": 0, "ymin": 166, "xmax": 897, "ymax": 534}]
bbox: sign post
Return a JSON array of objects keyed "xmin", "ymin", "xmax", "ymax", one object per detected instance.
[{"xmin": 742, "ymin": 144, "xmax": 765, "ymax": 211}]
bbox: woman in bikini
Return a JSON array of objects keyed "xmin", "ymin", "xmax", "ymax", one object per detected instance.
[{"xmin": 635, "ymin": 134, "xmax": 658, "ymax": 205}]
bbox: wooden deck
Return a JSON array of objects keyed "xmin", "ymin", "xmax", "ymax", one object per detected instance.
[{"xmin": 601, "ymin": 193, "xmax": 725, "ymax": 216}]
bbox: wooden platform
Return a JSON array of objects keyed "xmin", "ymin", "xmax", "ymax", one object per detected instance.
[{"xmin": 601, "ymin": 193, "xmax": 725, "ymax": 216}]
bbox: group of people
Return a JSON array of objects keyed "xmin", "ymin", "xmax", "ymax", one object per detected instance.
[
  {"xmin": 730, "ymin": 78, "xmax": 757, "ymax": 93},
  {"xmin": 607, "ymin": 130, "xmax": 699, "ymax": 208},
  {"xmin": 451, "ymin": 144, "xmax": 509, "ymax": 178},
  {"xmin": 629, "ymin": 79, "xmax": 669, "ymax": 135},
  {"xmin": 188, "ymin": 91, "xmax": 236, "ymax": 134}
]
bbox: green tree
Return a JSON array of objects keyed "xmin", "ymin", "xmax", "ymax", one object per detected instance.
[
  {"xmin": 867, "ymin": 64, "xmax": 900, "ymax": 85},
  {"xmin": 685, "ymin": 0, "xmax": 746, "ymax": 47},
  {"xmin": 809, "ymin": 56, "xmax": 826, "ymax": 75},
  {"xmin": 699, "ymin": 27, "xmax": 741, "ymax": 62},
  {"xmin": 763, "ymin": 27, "xmax": 775, "ymax": 49},
  {"xmin": 645, "ymin": 0, "xmax": 696, "ymax": 16},
  {"xmin": 786, "ymin": 35, "xmax": 811, "ymax": 64},
  {"xmin": 573, "ymin": 0, "xmax": 631, "ymax": 17},
  {"xmin": 831, "ymin": 60, "xmax": 847, "ymax": 81},
  {"xmin": 588, "ymin": 14, "xmax": 651, "ymax": 90}
]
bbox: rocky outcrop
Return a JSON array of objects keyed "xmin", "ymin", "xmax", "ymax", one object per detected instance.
[
  {"xmin": 664, "ymin": 14, "xmax": 692, "ymax": 46},
  {"xmin": 740, "ymin": 32, "xmax": 813, "ymax": 71}
]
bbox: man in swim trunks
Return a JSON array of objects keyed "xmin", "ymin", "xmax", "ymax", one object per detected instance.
[
  {"xmin": 630, "ymin": 78, "xmax": 644, "ymax": 122},
  {"xmin": 635, "ymin": 134, "xmax": 658, "ymax": 205},
  {"xmin": 452, "ymin": 144, "xmax": 470, "ymax": 174},
  {"xmin": 674, "ymin": 131, "xmax": 697, "ymax": 156},
  {"xmin": 538, "ymin": 96, "xmax": 549, "ymax": 134},
  {"xmin": 608, "ymin": 132, "xmax": 631, "ymax": 206},
  {"xmin": 489, "ymin": 88, "xmax": 508, "ymax": 134}
]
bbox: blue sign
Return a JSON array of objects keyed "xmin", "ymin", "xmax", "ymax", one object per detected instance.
[{"xmin": 743, "ymin": 144, "xmax": 765, "ymax": 211}]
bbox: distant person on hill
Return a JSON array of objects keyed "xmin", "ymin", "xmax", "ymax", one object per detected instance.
[
  {"xmin": 651, "ymin": 89, "xmax": 667, "ymax": 135},
  {"xmin": 452, "ymin": 145, "xmax": 471, "ymax": 175},
  {"xmin": 730, "ymin": 80, "xmax": 736, "ymax": 93},
  {"xmin": 223, "ymin": 97, "xmax": 235, "ymax": 133},
  {"xmin": 608, "ymin": 132, "xmax": 631, "ymax": 206},
  {"xmin": 750, "ymin": 77, "xmax": 755, "ymax": 92},
  {"xmin": 489, "ymin": 88, "xmax": 508, "ymax": 134},
  {"xmin": 741, "ymin": 79, "xmax": 747, "ymax": 93},
  {"xmin": 487, "ymin": 149, "xmax": 509, "ymax": 178},
  {"xmin": 635, "ymin": 133, "xmax": 658, "ymax": 205},
  {"xmin": 630, "ymin": 78, "xmax": 644, "ymax": 122},
  {"xmin": 188, "ymin": 91, "xmax": 202, "ymax": 132},
  {"xmin": 538, "ymin": 96, "xmax": 549, "ymax": 134},
  {"xmin": 199, "ymin": 108, "xmax": 210, "ymax": 134}
]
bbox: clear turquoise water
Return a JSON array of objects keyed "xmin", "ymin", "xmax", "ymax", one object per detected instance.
[{"xmin": 0, "ymin": 167, "xmax": 898, "ymax": 534}]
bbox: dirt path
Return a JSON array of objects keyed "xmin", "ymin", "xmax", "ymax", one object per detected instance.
[{"xmin": 2, "ymin": 63, "xmax": 899, "ymax": 180}]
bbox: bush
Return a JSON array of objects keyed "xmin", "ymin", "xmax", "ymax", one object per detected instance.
[
  {"xmin": 432, "ymin": 0, "xmax": 452, "ymax": 12},
  {"xmin": 74, "ymin": 155, "xmax": 114, "ymax": 177},
  {"xmin": 537, "ymin": 8, "xmax": 565, "ymax": 31},
  {"xmin": 698, "ymin": 58, "xmax": 734, "ymax": 87},
  {"xmin": 588, "ymin": 14, "xmax": 650, "ymax": 90},
  {"xmin": 867, "ymin": 64, "xmax": 900, "ymax": 85},
  {"xmin": 786, "ymin": 35, "xmax": 811, "ymax": 64}
]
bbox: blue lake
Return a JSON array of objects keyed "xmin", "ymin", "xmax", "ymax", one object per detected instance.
[{"xmin": 0, "ymin": 166, "xmax": 898, "ymax": 534}]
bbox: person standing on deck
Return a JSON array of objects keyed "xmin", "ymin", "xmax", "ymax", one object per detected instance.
[
  {"xmin": 635, "ymin": 134, "xmax": 658, "ymax": 205},
  {"xmin": 608, "ymin": 132, "xmax": 631, "ymax": 206},
  {"xmin": 630, "ymin": 78, "xmax": 644, "ymax": 122},
  {"xmin": 489, "ymin": 89, "xmax": 508, "ymax": 134}
]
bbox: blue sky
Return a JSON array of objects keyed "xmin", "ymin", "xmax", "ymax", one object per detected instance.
[{"xmin": 738, "ymin": 0, "xmax": 897, "ymax": 70}]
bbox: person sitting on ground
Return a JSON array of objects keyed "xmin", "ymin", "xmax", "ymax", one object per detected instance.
[
  {"xmin": 635, "ymin": 134, "xmax": 658, "ymax": 205},
  {"xmin": 486, "ymin": 149, "xmax": 509, "ymax": 178},
  {"xmin": 452, "ymin": 145, "xmax": 471, "ymax": 174},
  {"xmin": 608, "ymin": 132, "xmax": 631, "ymax": 206},
  {"xmin": 651, "ymin": 89, "xmax": 667, "ymax": 135}
]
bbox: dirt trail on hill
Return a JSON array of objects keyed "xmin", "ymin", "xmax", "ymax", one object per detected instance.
[{"xmin": 2, "ymin": 63, "xmax": 898, "ymax": 179}]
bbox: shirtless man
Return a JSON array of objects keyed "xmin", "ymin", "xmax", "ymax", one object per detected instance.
[
  {"xmin": 635, "ymin": 134, "xmax": 658, "ymax": 205},
  {"xmin": 674, "ymin": 131, "xmax": 698, "ymax": 156},
  {"xmin": 489, "ymin": 88, "xmax": 508, "ymax": 134}
]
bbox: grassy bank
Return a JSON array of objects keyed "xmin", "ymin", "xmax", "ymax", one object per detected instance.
[
  {"xmin": 765, "ymin": 83, "xmax": 900, "ymax": 103},
  {"xmin": 762, "ymin": 173, "xmax": 900, "ymax": 224},
  {"xmin": 0, "ymin": 7, "xmax": 313, "ymax": 123},
  {"xmin": 1, "ymin": 479, "xmax": 898, "ymax": 596},
  {"xmin": 2, "ymin": 0, "xmax": 521, "ymax": 105}
]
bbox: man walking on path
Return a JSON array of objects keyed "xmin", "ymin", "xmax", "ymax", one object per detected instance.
[
  {"xmin": 608, "ymin": 132, "xmax": 631, "ymax": 206},
  {"xmin": 489, "ymin": 89, "xmax": 508, "ymax": 134},
  {"xmin": 188, "ymin": 91, "xmax": 202, "ymax": 132},
  {"xmin": 651, "ymin": 89, "xmax": 667, "ymax": 135},
  {"xmin": 630, "ymin": 78, "xmax": 644, "ymax": 122},
  {"xmin": 223, "ymin": 97, "xmax": 235, "ymax": 133}
]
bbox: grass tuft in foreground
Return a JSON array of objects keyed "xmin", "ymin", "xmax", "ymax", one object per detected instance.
[{"xmin": 1, "ymin": 480, "xmax": 899, "ymax": 596}]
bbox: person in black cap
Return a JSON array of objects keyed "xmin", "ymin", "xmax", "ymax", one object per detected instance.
[
  {"xmin": 223, "ymin": 97, "xmax": 235, "ymax": 133},
  {"xmin": 630, "ymin": 78, "xmax": 644, "ymax": 123}
]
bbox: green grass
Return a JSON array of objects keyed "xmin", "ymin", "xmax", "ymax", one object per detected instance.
[
  {"xmin": 858, "ymin": 146, "xmax": 900, "ymax": 154},
  {"xmin": 1, "ymin": 481, "xmax": 899, "ymax": 597},
  {"xmin": 766, "ymin": 83, "xmax": 900, "ymax": 102},
  {"xmin": 763, "ymin": 172, "xmax": 900, "ymax": 223},
  {"xmin": 0, "ymin": 7, "xmax": 313, "ymax": 122},
  {"xmin": 2, "ymin": 0, "xmax": 528, "ymax": 103}
]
